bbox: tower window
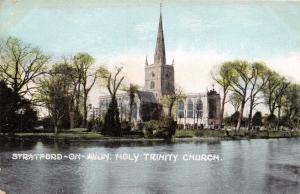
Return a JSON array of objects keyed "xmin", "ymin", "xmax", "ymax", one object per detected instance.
[
  {"xmin": 151, "ymin": 72, "xmax": 155, "ymax": 77},
  {"xmin": 166, "ymin": 73, "xmax": 169, "ymax": 78},
  {"xmin": 150, "ymin": 81, "xmax": 155, "ymax": 89},
  {"xmin": 166, "ymin": 82, "xmax": 170, "ymax": 89}
]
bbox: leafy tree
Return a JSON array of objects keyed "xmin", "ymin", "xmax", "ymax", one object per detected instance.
[
  {"xmin": 212, "ymin": 62, "xmax": 234, "ymax": 127},
  {"xmin": 229, "ymin": 92, "xmax": 242, "ymax": 112},
  {"xmin": 228, "ymin": 60, "xmax": 253, "ymax": 131},
  {"xmin": 247, "ymin": 62, "xmax": 270, "ymax": 130},
  {"xmin": 0, "ymin": 37, "xmax": 49, "ymax": 98},
  {"xmin": 37, "ymin": 63, "xmax": 78, "ymax": 133},
  {"xmin": 263, "ymin": 71, "xmax": 289, "ymax": 117},
  {"xmin": 161, "ymin": 86, "xmax": 185, "ymax": 117},
  {"xmin": 73, "ymin": 53, "xmax": 98, "ymax": 128},
  {"xmin": 282, "ymin": 84, "xmax": 300, "ymax": 128}
]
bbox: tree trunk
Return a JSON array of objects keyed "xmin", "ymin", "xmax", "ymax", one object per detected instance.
[
  {"xmin": 69, "ymin": 111, "xmax": 75, "ymax": 129},
  {"xmin": 219, "ymin": 93, "xmax": 226, "ymax": 129},
  {"xmin": 236, "ymin": 100, "xmax": 245, "ymax": 132},
  {"xmin": 83, "ymin": 94, "xmax": 88, "ymax": 128},
  {"xmin": 247, "ymin": 99, "xmax": 254, "ymax": 131},
  {"xmin": 54, "ymin": 123, "xmax": 58, "ymax": 134}
]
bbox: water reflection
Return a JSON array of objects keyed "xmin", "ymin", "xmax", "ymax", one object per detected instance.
[{"xmin": 0, "ymin": 138, "xmax": 299, "ymax": 193}]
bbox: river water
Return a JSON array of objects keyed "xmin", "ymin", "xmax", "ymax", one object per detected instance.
[{"xmin": 0, "ymin": 138, "xmax": 299, "ymax": 194}]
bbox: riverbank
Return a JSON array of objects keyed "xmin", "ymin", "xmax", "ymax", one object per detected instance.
[
  {"xmin": 1, "ymin": 128, "xmax": 299, "ymax": 143},
  {"xmin": 174, "ymin": 129, "xmax": 300, "ymax": 139}
]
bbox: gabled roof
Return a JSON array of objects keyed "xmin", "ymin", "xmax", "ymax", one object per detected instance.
[{"xmin": 137, "ymin": 91, "xmax": 157, "ymax": 103}]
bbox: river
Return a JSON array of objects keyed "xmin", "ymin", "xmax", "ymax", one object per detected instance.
[{"xmin": 0, "ymin": 138, "xmax": 299, "ymax": 194}]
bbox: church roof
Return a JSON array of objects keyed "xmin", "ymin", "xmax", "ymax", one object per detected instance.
[
  {"xmin": 137, "ymin": 91, "xmax": 157, "ymax": 103},
  {"xmin": 154, "ymin": 12, "xmax": 166, "ymax": 65}
]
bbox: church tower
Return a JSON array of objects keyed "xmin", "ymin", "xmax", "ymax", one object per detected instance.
[{"xmin": 144, "ymin": 9, "xmax": 175, "ymax": 100}]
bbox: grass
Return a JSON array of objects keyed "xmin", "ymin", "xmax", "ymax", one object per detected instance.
[
  {"xmin": 175, "ymin": 130, "xmax": 196, "ymax": 138},
  {"xmin": 9, "ymin": 128, "xmax": 300, "ymax": 141},
  {"xmin": 15, "ymin": 128, "xmax": 105, "ymax": 140}
]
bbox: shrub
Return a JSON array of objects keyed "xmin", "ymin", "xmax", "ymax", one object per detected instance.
[{"xmin": 142, "ymin": 116, "xmax": 176, "ymax": 139}]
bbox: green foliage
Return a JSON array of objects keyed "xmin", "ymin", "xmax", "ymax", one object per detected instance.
[
  {"xmin": 102, "ymin": 97, "xmax": 121, "ymax": 136},
  {"xmin": 0, "ymin": 37, "xmax": 49, "ymax": 96},
  {"xmin": 139, "ymin": 102, "xmax": 162, "ymax": 121},
  {"xmin": 224, "ymin": 111, "xmax": 240, "ymax": 127},
  {"xmin": 264, "ymin": 114, "xmax": 278, "ymax": 129},
  {"xmin": 252, "ymin": 112, "xmax": 263, "ymax": 127},
  {"xmin": 142, "ymin": 116, "xmax": 177, "ymax": 139},
  {"xmin": 161, "ymin": 86, "xmax": 185, "ymax": 117},
  {"xmin": 0, "ymin": 80, "xmax": 37, "ymax": 133},
  {"xmin": 124, "ymin": 83, "xmax": 139, "ymax": 123}
]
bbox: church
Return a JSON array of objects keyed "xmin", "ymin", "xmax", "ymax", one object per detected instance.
[{"xmin": 98, "ymin": 11, "xmax": 221, "ymax": 128}]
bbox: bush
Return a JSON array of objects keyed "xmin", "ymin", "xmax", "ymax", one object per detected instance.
[
  {"xmin": 142, "ymin": 116, "xmax": 176, "ymax": 139},
  {"xmin": 264, "ymin": 114, "xmax": 278, "ymax": 129}
]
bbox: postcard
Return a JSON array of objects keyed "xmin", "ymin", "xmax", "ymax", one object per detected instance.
[{"xmin": 0, "ymin": 0, "xmax": 299, "ymax": 193}]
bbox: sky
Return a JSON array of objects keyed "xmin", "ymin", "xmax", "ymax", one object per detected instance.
[{"xmin": 1, "ymin": 0, "xmax": 300, "ymax": 111}]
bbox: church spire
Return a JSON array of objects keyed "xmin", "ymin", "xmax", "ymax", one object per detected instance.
[{"xmin": 154, "ymin": 6, "xmax": 166, "ymax": 66}]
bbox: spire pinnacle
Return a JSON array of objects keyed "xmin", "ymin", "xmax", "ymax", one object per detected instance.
[
  {"xmin": 154, "ymin": 5, "xmax": 166, "ymax": 66},
  {"xmin": 145, "ymin": 56, "xmax": 148, "ymax": 66}
]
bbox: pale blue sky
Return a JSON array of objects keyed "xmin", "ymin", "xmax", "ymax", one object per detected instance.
[
  {"xmin": 1, "ymin": 0, "xmax": 300, "ymax": 59},
  {"xmin": 1, "ymin": 0, "xmax": 300, "ymax": 104}
]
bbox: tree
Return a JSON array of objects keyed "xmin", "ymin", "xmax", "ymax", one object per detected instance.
[
  {"xmin": 0, "ymin": 80, "xmax": 37, "ymax": 134},
  {"xmin": 124, "ymin": 84, "xmax": 139, "ymax": 123},
  {"xmin": 282, "ymin": 84, "xmax": 300, "ymax": 128},
  {"xmin": 252, "ymin": 111, "xmax": 262, "ymax": 127},
  {"xmin": 73, "ymin": 53, "xmax": 98, "ymax": 128},
  {"xmin": 100, "ymin": 66, "xmax": 125, "ymax": 136},
  {"xmin": 0, "ymin": 80, "xmax": 18, "ymax": 134},
  {"xmin": 161, "ymin": 86, "xmax": 185, "ymax": 117},
  {"xmin": 263, "ymin": 71, "xmax": 289, "ymax": 117},
  {"xmin": 229, "ymin": 92, "xmax": 242, "ymax": 112},
  {"xmin": 37, "ymin": 63, "xmax": 77, "ymax": 133},
  {"xmin": 212, "ymin": 62, "xmax": 234, "ymax": 127},
  {"xmin": 228, "ymin": 60, "xmax": 253, "ymax": 131},
  {"xmin": 0, "ymin": 37, "xmax": 49, "ymax": 98},
  {"xmin": 247, "ymin": 62, "xmax": 270, "ymax": 130}
]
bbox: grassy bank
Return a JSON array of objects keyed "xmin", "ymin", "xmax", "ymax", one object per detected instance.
[
  {"xmin": 1, "ymin": 128, "xmax": 300, "ymax": 142},
  {"xmin": 175, "ymin": 129, "xmax": 300, "ymax": 139}
]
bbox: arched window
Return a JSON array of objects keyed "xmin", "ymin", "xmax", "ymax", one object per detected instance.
[
  {"xmin": 166, "ymin": 82, "xmax": 170, "ymax": 90},
  {"xmin": 196, "ymin": 99, "xmax": 203, "ymax": 119},
  {"xmin": 208, "ymin": 98, "xmax": 217, "ymax": 119},
  {"xmin": 177, "ymin": 100, "xmax": 184, "ymax": 118},
  {"xmin": 187, "ymin": 99, "xmax": 193, "ymax": 118},
  {"xmin": 150, "ymin": 81, "xmax": 155, "ymax": 89},
  {"xmin": 132, "ymin": 102, "xmax": 137, "ymax": 119}
]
